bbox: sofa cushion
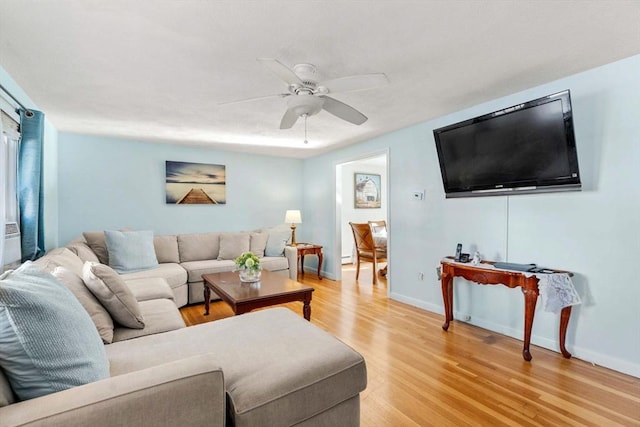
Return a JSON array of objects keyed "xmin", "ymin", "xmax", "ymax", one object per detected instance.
[
  {"xmin": 154, "ymin": 235, "xmax": 180, "ymax": 263},
  {"xmin": 177, "ymin": 232, "xmax": 220, "ymax": 262},
  {"xmin": 0, "ymin": 262, "xmax": 110, "ymax": 401},
  {"xmin": 105, "ymin": 308, "xmax": 366, "ymax": 426},
  {"xmin": 82, "ymin": 231, "xmax": 110, "ymax": 264},
  {"xmin": 65, "ymin": 241, "xmax": 100, "ymax": 263},
  {"xmin": 120, "ymin": 263, "xmax": 187, "ymax": 290},
  {"xmin": 180, "ymin": 259, "xmax": 236, "ymax": 283},
  {"xmin": 124, "ymin": 277, "xmax": 175, "ymax": 302},
  {"xmin": 218, "ymin": 233, "xmax": 250, "ymax": 260},
  {"xmin": 258, "ymin": 256, "xmax": 289, "ymax": 272},
  {"xmin": 250, "ymin": 232, "xmax": 269, "ymax": 258},
  {"xmin": 104, "ymin": 230, "xmax": 159, "ymax": 273},
  {"xmin": 83, "ymin": 262, "xmax": 145, "ymax": 329},
  {"xmin": 0, "ymin": 368, "xmax": 14, "ymax": 407},
  {"xmin": 52, "ymin": 266, "xmax": 115, "ymax": 344},
  {"xmin": 265, "ymin": 229, "xmax": 291, "ymax": 257},
  {"xmin": 32, "ymin": 247, "xmax": 85, "ymax": 276},
  {"xmin": 112, "ymin": 299, "xmax": 186, "ymax": 342}
]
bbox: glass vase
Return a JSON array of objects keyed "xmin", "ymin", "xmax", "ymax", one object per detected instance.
[{"xmin": 239, "ymin": 268, "xmax": 261, "ymax": 283}]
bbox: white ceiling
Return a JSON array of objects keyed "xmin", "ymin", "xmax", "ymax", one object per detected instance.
[{"xmin": 1, "ymin": 1, "xmax": 639, "ymax": 158}]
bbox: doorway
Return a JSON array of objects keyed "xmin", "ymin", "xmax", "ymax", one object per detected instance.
[{"xmin": 334, "ymin": 150, "xmax": 389, "ymax": 288}]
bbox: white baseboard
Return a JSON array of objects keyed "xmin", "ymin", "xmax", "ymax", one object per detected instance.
[
  {"xmin": 302, "ymin": 266, "xmax": 336, "ymax": 281},
  {"xmin": 388, "ymin": 292, "xmax": 640, "ymax": 378}
]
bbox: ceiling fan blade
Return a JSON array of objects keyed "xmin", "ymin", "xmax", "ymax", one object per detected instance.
[
  {"xmin": 257, "ymin": 58, "xmax": 303, "ymax": 86},
  {"xmin": 218, "ymin": 93, "xmax": 289, "ymax": 106},
  {"xmin": 321, "ymin": 96, "xmax": 368, "ymax": 125},
  {"xmin": 280, "ymin": 108, "xmax": 299, "ymax": 129},
  {"xmin": 319, "ymin": 73, "xmax": 389, "ymax": 94}
]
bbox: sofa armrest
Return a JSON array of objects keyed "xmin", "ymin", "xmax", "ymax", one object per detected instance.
[
  {"xmin": 0, "ymin": 354, "xmax": 225, "ymax": 427},
  {"xmin": 284, "ymin": 245, "xmax": 298, "ymax": 280}
]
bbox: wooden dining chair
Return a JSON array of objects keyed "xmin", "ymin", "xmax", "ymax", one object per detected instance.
[
  {"xmin": 368, "ymin": 220, "xmax": 388, "ymax": 277},
  {"xmin": 349, "ymin": 222, "xmax": 387, "ymax": 284},
  {"xmin": 368, "ymin": 220, "xmax": 387, "ymax": 244}
]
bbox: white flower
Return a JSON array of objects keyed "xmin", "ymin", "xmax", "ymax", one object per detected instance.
[{"xmin": 245, "ymin": 258, "xmax": 255, "ymax": 268}]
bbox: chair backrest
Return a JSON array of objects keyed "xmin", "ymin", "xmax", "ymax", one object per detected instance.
[
  {"xmin": 349, "ymin": 222, "xmax": 375, "ymax": 252},
  {"xmin": 368, "ymin": 220, "xmax": 387, "ymax": 239}
]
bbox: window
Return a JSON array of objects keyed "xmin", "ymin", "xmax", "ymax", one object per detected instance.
[
  {"xmin": 1, "ymin": 99, "xmax": 21, "ymax": 269},
  {"xmin": 2, "ymin": 108, "xmax": 20, "ymax": 224}
]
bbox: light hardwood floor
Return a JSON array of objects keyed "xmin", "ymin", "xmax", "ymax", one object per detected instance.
[{"xmin": 180, "ymin": 264, "xmax": 640, "ymax": 426}]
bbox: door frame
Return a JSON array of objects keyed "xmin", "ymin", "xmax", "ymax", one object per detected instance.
[{"xmin": 333, "ymin": 148, "xmax": 390, "ymax": 291}]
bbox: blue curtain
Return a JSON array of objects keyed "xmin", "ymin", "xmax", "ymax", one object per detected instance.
[{"xmin": 18, "ymin": 109, "xmax": 45, "ymax": 261}]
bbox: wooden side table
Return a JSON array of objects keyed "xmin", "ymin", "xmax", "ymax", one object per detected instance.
[{"xmin": 295, "ymin": 243, "xmax": 323, "ymax": 279}]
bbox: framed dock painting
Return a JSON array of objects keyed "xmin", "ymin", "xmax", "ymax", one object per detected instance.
[
  {"xmin": 165, "ymin": 161, "xmax": 226, "ymax": 204},
  {"xmin": 354, "ymin": 173, "xmax": 381, "ymax": 208}
]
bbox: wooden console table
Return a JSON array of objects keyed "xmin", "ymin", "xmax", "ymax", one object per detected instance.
[{"xmin": 440, "ymin": 258, "xmax": 573, "ymax": 361}]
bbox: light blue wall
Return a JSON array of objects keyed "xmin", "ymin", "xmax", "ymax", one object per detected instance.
[
  {"xmin": 302, "ymin": 54, "xmax": 640, "ymax": 377},
  {"xmin": 56, "ymin": 133, "xmax": 303, "ymax": 244},
  {"xmin": 0, "ymin": 66, "xmax": 59, "ymax": 249},
  {"xmin": 4, "ymin": 54, "xmax": 639, "ymax": 377}
]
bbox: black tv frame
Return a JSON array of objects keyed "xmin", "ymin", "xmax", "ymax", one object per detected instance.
[{"xmin": 433, "ymin": 90, "xmax": 581, "ymax": 198}]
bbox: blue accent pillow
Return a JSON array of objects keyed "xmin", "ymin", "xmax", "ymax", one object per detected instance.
[
  {"xmin": 104, "ymin": 230, "xmax": 158, "ymax": 273},
  {"xmin": 265, "ymin": 230, "xmax": 291, "ymax": 257},
  {"xmin": 0, "ymin": 262, "xmax": 110, "ymax": 401}
]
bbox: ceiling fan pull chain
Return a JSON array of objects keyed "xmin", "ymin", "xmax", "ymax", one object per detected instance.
[{"xmin": 304, "ymin": 114, "xmax": 309, "ymax": 144}]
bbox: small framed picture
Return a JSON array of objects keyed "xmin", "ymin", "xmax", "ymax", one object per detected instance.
[{"xmin": 354, "ymin": 173, "xmax": 381, "ymax": 209}]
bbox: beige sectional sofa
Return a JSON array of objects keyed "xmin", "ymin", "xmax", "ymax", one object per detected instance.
[
  {"xmin": 0, "ymin": 234, "xmax": 367, "ymax": 426},
  {"xmin": 67, "ymin": 229, "xmax": 298, "ymax": 307}
]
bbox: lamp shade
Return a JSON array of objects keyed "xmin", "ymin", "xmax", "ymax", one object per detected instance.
[{"xmin": 284, "ymin": 210, "xmax": 302, "ymax": 224}]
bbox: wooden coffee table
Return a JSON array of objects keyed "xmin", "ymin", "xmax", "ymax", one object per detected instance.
[{"xmin": 202, "ymin": 270, "xmax": 315, "ymax": 321}]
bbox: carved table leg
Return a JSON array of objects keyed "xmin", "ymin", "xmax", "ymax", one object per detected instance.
[
  {"xmin": 521, "ymin": 286, "xmax": 539, "ymax": 361},
  {"xmin": 300, "ymin": 254, "xmax": 305, "ymax": 276},
  {"xmin": 303, "ymin": 292, "xmax": 312, "ymax": 321},
  {"xmin": 203, "ymin": 285, "xmax": 211, "ymax": 316},
  {"xmin": 441, "ymin": 271, "xmax": 453, "ymax": 331},
  {"xmin": 317, "ymin": 251, "xmax": 323, "ymax": 279},
  {"xmin": 559, "ymin": 306, "xmax": 572, "ymax": 358}
]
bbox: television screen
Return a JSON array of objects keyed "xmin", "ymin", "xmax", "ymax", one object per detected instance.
[{"xmin": 433, "ymin": 90, "xmax": 581, "ymax": 198}]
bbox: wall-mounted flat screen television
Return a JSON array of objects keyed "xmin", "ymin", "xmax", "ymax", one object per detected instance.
[{"xmin": 433, "ymin": 90, "xmax": 581, "ymax": 198}]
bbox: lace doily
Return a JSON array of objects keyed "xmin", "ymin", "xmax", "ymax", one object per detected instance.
[{"xmin": 537, "ymin": 273, "xmax": 581, "ymax": 313}]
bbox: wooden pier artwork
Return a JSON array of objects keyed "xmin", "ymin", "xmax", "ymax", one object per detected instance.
[
  {"xmin": 177, "ymin": 188, "xmax": 218, "ymax": 204},
  {"xmin": 165, "ymin": 161, "xmax": 226, "ymax": 204}
]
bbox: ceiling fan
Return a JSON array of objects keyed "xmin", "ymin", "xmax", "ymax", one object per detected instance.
[{"xmin": 221, "ymin": 58, "xmax": 389, "ymax": 129}]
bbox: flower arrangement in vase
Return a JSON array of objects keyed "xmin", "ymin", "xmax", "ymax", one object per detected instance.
[{"xmin": 234, "ymin": 252, "xmax": 262, "ymax": 282}]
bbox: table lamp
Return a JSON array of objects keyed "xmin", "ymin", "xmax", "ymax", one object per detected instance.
[{"xmin": 284, "ymin": 210, "xmax": 302, "ymax": 246}]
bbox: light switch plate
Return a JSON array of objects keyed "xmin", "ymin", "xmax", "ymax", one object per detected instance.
[{"xmin": 412, "ymin": 191, "xmax": 424, "ymax": 200}]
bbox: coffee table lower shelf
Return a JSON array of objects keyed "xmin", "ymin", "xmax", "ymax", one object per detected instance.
[{"xmin": 202, "ymin": 270, "xmax": 315, "ymax": 321}]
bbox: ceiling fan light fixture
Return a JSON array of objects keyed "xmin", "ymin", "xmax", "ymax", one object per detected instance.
[{"xmin": 287, "ymin": 94, "xmax": 324, "ymax": 117}]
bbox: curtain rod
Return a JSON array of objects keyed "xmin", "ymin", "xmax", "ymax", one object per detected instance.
[{"xmin": 0, "ymin": 82, "xmax": 33, "ymax": 115}]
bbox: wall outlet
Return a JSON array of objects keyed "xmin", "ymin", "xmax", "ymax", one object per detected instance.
[{"xmin": 463, "ymin": 315, "xmax": 471, "ymax": 322}]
